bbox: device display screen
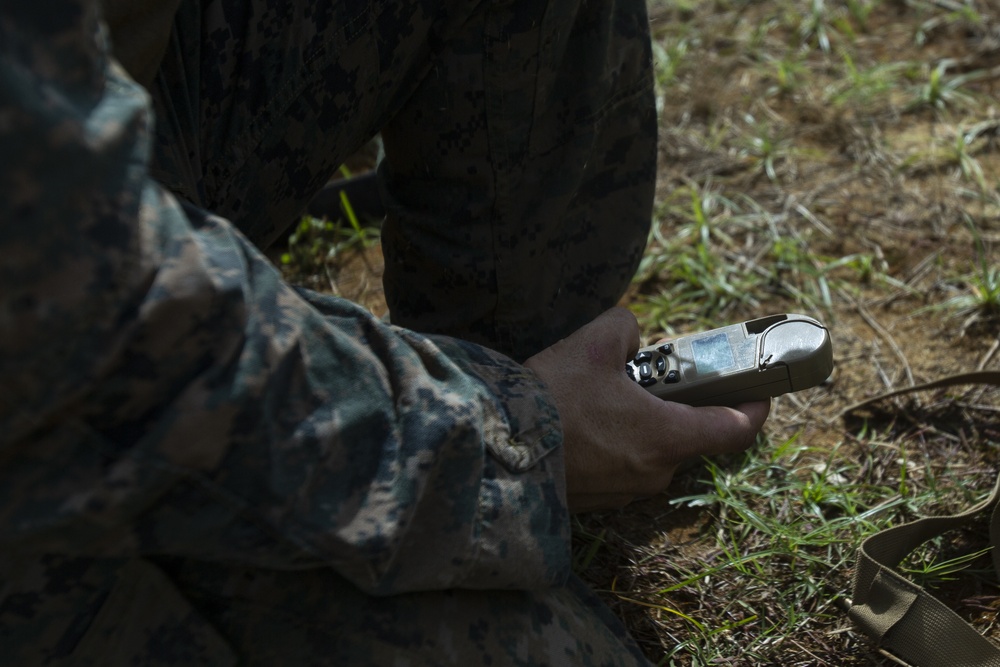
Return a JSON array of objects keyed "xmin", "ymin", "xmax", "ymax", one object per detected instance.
[{"xmin": 692, "ymin": 333, "xmax": 737, "ymax": 374}]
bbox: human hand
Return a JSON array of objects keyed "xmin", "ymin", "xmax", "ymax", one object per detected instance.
[{"xmin": 524, "ymin": 308, "xmax": 770, "ymax": 513}]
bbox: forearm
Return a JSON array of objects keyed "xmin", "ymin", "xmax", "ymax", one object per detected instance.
[{"xmin": 0, "ymin": 0, "xmax": 569, "ymax": 595}]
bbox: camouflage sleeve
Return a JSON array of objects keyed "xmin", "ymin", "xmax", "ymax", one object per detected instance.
[{"xmin": 0, "ymin": 1, "xmax": 570, "ymax": 595}]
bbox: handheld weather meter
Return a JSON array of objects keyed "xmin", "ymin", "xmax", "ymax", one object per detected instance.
[{"xmin": 625, "ymin": 314, "xmax": 833, "ymax": 406}]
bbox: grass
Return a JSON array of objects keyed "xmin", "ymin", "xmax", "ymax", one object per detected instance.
[
  {"xmin": 934, "ymin": 220, "xmax": 1000, "ymax": 334},
  {"xmin": 585, "ymin": 1, "xmax": 1000, "ymax": 663},
  {"xmin": 280, "ymin": 170, "xmax": 381, "ymax": 293},
  {"xmin": 279, "ymin": 0, "xmax": 1000, "ymax": 663},
  {"xmin": 574, "ymin": 419, "xmax": 999, "ymax": 664}
]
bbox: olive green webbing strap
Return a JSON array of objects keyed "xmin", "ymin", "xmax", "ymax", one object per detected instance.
[{"xmin": 843, "ymin": 371, "xmax": 1000, "ymax": 667}]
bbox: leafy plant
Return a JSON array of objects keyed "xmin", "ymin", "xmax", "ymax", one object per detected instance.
[
  {"xmin": 845, "ymin": 0, "xmax": 881, "ymax": 31},
  {"xmin": 914, "ymin": 0, "xmax": 984, "ymax": 46},
  {"xmin": 901, "ymin": 544, "xmax": 994, "ymax": 589},
  {"xmin": 825, "ymin": 51, "xmax": 904, "ymax": 110},
  {"xmin": 793, "ymin": 0, "xmax": 854, "ymax": 52},
  {"xmin": 937, "ymin": 216, "xmax": 1000, "ymax": 329},
  {"xmin": 280, "ymin": 188, "xmax": 380, "ymax": 289},
  {"xmin": 761, "ymin": 53, "xmax": 808, "ymax": 98},
  {"xmin": 944, "ymin": 120, "xmax": 1000, "ymax": 192},
  {"xmin": 739, "ymin": 116, "xmax": 799, "ymax": 183},
  {"xmin": 909, "ymin": 59, "xmax": 984, "ymax": 111},
  {"xmin": 651, "ymin": 37, "xmax": 690, "ymax": 90}
]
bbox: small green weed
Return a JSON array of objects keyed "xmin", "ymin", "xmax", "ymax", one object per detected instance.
[
  {"xmin": 901, "ymin": 543, "xmax": 994, "ymax": 590},
  {"xmin": 947, "ymin": 120, "xmax": 1000, "ymax": 192},
  {"xmin": 280, "ymin": 189, "xmax": 381, "ymax": 289},
  {"xmin": 914, "ymin": 216, "xmax": 1000, "ymax": 332},
  {"xmin": 845, "ymin": 0, "xmax": 880, "ymax": 31},
  {"xmin": 914, "ymin": 0, "xmax": 984, "ymax": 46},
  {"xmin": 824, "ymin": 52, "xmax": 904, "ymax": 111},
  {"xmin": 740, "ymin": 116, "xmax": 794, "ymax": 183},
  {"xmin": 791, "ymin": 0, "xmax": 854, "ymax": 53},
  {"xmin": 909, "ymin": 59, "xmax": 984, "ymax": 111},
  {"xmin": 651, "ymin": 38, "xmax": 690, "ymax": 91}
]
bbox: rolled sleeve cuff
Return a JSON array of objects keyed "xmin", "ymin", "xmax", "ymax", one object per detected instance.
[{"xmin": 416, "ymin": 333, "xmax": 571, "ymax": 590}]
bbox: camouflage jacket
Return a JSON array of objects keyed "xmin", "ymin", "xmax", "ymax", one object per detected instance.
[{"xmin": 0, "ymin": 0, "xmax": 569, "ymax": 599}]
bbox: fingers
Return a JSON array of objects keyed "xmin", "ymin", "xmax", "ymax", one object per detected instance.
[
  {"xmin": 654, "ymin": 399, "xmax": 770, "ymax": 462},
  {"xmin": 528, "ymin": 307, "xmax": 772, "ymax": 515}
]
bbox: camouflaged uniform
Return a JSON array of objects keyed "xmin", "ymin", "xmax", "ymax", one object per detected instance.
[{"xmin": 0, "ymin": 0, "xmax": 656, "ymax": 664}]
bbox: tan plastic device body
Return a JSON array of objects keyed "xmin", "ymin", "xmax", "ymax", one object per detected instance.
[{"xmin": 626, "ymin": 314, "xmax": 833, "ymax": 407}]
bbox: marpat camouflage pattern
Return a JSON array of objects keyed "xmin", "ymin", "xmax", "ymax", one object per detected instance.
[{"xmin": 0, "ymin": 0, "xmax": 656, "ymax": 663}]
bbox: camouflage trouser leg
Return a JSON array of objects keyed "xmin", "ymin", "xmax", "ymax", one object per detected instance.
[
  {"xmin": 156, "ymin": 558, "xmax": 653, "ymax": 666},
  {"xmin": 150, "ymin": 0, "xmax": 656, "ymax": 361},
  {"xmin": 148, "ymin": 0, "xmax": 483, "ymax": 246},
  {"xmin": 379, "ymin": 0, "xmax": 657, "ymax": 360},
  {"xmin": 1, "ymin": 555, "xmax": 651, "ymax": 666}
]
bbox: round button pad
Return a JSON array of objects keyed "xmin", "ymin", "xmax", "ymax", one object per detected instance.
[{"xmin": 625, "ymin": 343, "xmax": 681, "ymax": 388}]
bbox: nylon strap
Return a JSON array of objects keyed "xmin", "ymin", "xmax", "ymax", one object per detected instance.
[{"xmin": 844, "ymin": 371, "xmax": 1000, "ymax": 667}]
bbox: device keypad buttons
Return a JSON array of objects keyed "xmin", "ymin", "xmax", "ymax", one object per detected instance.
[{"xmin": 626, "ymin": 344, "xmax": 681, "ymax": 389}]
